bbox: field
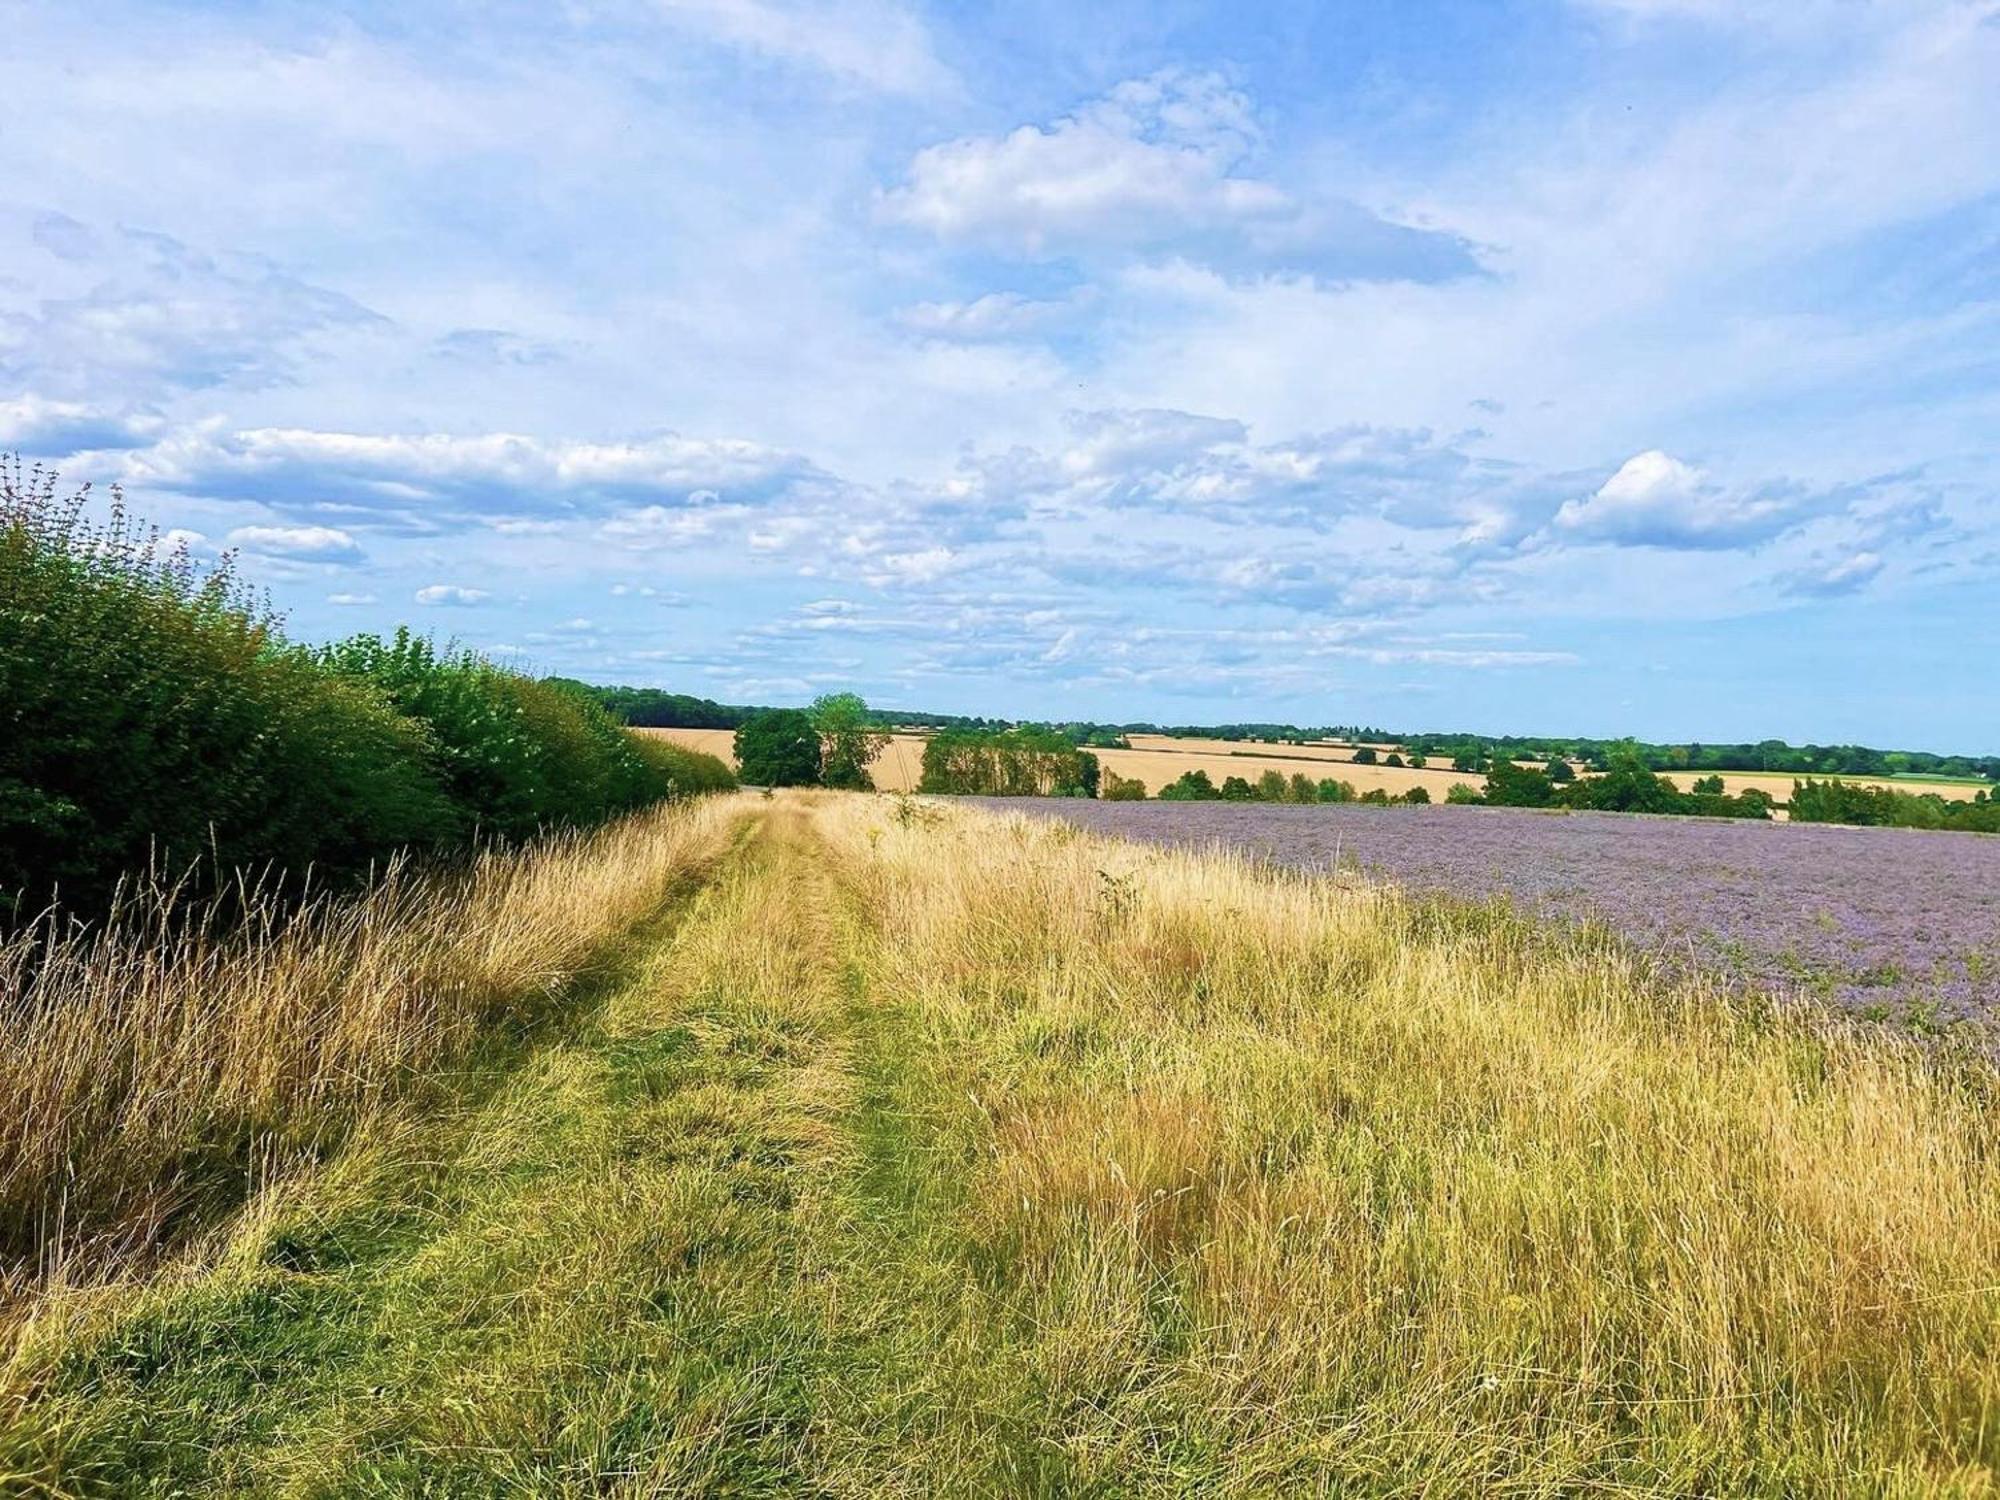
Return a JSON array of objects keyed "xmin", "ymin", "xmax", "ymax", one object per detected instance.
[
  {"xmin": 641, "ymin": 728, "xmax": 1990, "ymax": 807},
  {"xmin": 642, "ymin": 727, "xmax": 1471, "ymax": 799},
  {"xmin": 1000, "ymin": 799, "xmax": 2000, "ymax": 1027},
  {"xmin": 5, "ymin": 791, "xmax": 2000, "ymax": 1494}
]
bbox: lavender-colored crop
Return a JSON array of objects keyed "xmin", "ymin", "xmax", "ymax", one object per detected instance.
[{"xmin": 985, "ymin": 801, "xmax": 2000, "ymax": 1026}]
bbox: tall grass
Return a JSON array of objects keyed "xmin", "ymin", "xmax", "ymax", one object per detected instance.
[
  {"xmin": 812, "ymin": 796, "xmax": 2000, "ymax": 1491},
  {"xmin": 0, "ymin": 795, "xmax": 742, "ymax": 1279}
]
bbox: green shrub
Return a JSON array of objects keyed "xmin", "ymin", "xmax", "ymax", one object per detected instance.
[
  {"xmin": 735, "ymin": 709, "xmax": 822, "ymax": 787},
  {"xmin": 0, "ymin": 463, "xmax": 716, "ymax": 919},
  {"xmin": 1158, "ymin": 770, "xmax": 1219, "ymax": 801},
  {"xmin": 1100, "ymin": 769, "xmax": 1147, "ymax": 801},
  {"xmin": 918, "ymin": 729, "xmax": 1099, "ymax": 797}
]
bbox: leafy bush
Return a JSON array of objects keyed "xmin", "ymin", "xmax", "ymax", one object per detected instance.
[
  {"xmin": 1790, "ymin": 778, "xmax": 2000, "ymax": 833},
  {"xmin": 1403, "ymin": 785, "xmax": 1431, "ymax": 805},
  {"xmin": 919, "ymin": 729, "xmax": 1099, "ymax": 797},
  {"xmin": 1546, "ymin": 758, "xmax": 1576, "ymax": 784},
  {"xmin": 735, "ymin": 709, "xmax": 822, "ymax": 787},
  {"xmin": 1316, "ymin": 777, "xmax": 1356, "ymax": 804},
  {"xmin": 1158, "ymin": 770, "xmax": 1220, "ymax": 801},
  {"xmin": 1099, "ymin": 769, "xmax": 1147, "ymax": 801},
  {"xmin": 1220, "ymin": 775, "xmax": 1255, "ymax": 801},
  {"xmin": 0, "ymin": 463, "xmax": 718, "ymax": 919},
  {"xmin": 1351, "ymin": 747, "xmax": 1378, "ymax": 765}
]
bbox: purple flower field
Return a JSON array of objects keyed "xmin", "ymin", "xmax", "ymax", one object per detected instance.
[{"xmin": 989, "ymin": 801, "xmax": 2000, "ymax": 1026}]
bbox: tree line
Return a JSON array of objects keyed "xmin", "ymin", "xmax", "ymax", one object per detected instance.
[{"xmin": 1, "ymin": 463, "xmax": 732, "ymax": 920}]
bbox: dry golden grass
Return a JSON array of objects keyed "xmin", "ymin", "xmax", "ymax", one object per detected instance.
[
  {"xmin": 811, "ymin": 794, "xmax": 2000, "ymax": 1491},
  {"xmin": 0, "ymin": 796, "xmax": 740, "ymax": 1284},
  {"xmin": 8, "ymin": 790, "xmax": 1996, "ymax": 1494}
]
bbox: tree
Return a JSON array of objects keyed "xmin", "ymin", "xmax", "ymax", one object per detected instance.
[
  {"xmin": 1446, "ymin": 783, "xmax": 1482, "ymax": 804},
  {"xmin": 1221, "ymin": 775, "xmax": 1255, "ymax": 801},
  {"xmin": 1484, "ymin": 760, "xmax": 1556, "ymax": 808},
  {"xmin": 1316, "ymin": 777, "xmax": 1355, "ymax": 803},
  {"xmin": 1691, "ymin": 774, "xmax": 1725, "ymax": 795},
  {"xmin": 1256, "ymin": 769, "xmax": 1288, "ymax": 802},
  {"xmin": 735, "ymin": 708, "xmax": 821, "ymax": 786},
  {"xmin": 1158, "ymin": 769, "xmax": 1219, "ymax": 801},
  {"xmin": 1351, "ymin": 747, "xmax": 1379, "ymax": 765},
  {"xmin": 1384, "ymin": 752, "xmax": 1405, "ymax": 768},
  {"xmin": 1288, "ymin": 772, "xmax": 1317, "ymax": 804},
  {"xmin": 811, "ymin": 692, "xmax": 889, "ymax": 791},
  {"xmin": 1546, "ymin": 758, "xmax": 1576, "ymax": 784},
  {"xmin": 1403, "ymin": 785, "xmax": 1431, "ymax": 804},
  {"xmin": 1407, "ymin": 753, "xmax": 1427, "ymax": 769},
  {"xmin": 1100, "ymin": 768, "xmax": 1147, "ymax": 801}
]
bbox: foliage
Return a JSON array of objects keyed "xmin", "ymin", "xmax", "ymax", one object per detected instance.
[
  {"xmin": 1157, "ymin": 770, "xmax": 1219, "ymax": 801},
  {"xmin": 812, "ymin": 692, "xmax": 891, "ymax": 791},
  {"xmin": 1316, "ymin": 778, "xmax": 1356, "ymax": 804},
  {"xmin": 1351, "ymin": 747, "xmax": 1378, "ymax": 765},
  {"xmin": 1546, "ymin": 758, "xmax": 1577, "ymax": 783},
  {"xmin": 918, "ymin": 729, "xmax": 1100, "ymax": 797},
  {"xmin": 1403, "ymin": 784, "xmax": 1431, "ymax": 804},
  {"xmin": 734, "ymin": 709, "xmax": 823, "ymax": 787},
  {"xmin": 0, "ymin": 464, "xmax": 718, "ymax": 919},
  {"xmin": 1789, "ymin": 778, "xmax": 2000, "ymax": 833},
  {"xmin": 1099, "ymin": 769, "xmax": 1147, "ymax": 801}
]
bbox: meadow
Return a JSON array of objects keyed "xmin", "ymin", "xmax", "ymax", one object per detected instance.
[
  {"xmin": 1008, "ymin": 800, "xmax": 2000, "ymax": 1029},
  {"xmin": 4, "ymin": 791, "xmax": 1998, "ymax": 1495}
]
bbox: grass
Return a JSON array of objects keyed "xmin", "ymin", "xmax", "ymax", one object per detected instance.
[{"xmin": 3, "ymin": 790, "xmax": 1998, "ymax": 1495}]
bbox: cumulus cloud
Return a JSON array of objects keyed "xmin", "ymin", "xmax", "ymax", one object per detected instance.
[
  {"xmin": 1551, "ymin": 450, "xmax": 1834, "ymax": 549},
  {"xmin": 880, "ymin": 71, "xmax": 1476, "ymax": 279},
  {"xmin": 225, "ymin": 523, "xmax": 364, "ymax": 561},
  {"xmin": 0, "ymin": 224, "xmax": 383, "ymax": 400},
  {"xmin": 414, "ymin": 584, "xmax": 491, "ymax": 606},
  {"xmin": 0, "ymin": 395, "xmax": 162, "ymax": 455},
  {"xmin": 118, "ymin": 427, "xmax": 822, "ymax": 519}
]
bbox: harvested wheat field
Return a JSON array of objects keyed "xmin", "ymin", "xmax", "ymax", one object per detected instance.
[
  {"xmin": 6, "ymin": 789, "xmax": 1998, "ymax": 1495},
  {"xmin": 643, "ymin": 726, "xmax": 1474, "ymax": 798}
]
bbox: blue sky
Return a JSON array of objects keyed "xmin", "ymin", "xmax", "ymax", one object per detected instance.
[{"xmin": 4, "ymin": 0, "xmax": 1996, "ymax": 747}]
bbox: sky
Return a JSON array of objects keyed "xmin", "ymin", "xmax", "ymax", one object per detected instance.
[{"xmin": 3, "ymin": 0, "xmax": 1996, "ymax": 748}]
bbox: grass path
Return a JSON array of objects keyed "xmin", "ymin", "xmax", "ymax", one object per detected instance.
[
  {"xmin": 3, "ymin": 800, "xmax": 1023, "ymax": 1496},
  {"xmin": 5, "ymin": 791, "xmax": 1999, "ymax": 1495}
]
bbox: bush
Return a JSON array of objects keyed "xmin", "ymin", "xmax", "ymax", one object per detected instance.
[
  {"xmin": 1288, "ymin": 773, "xmax": 1317, "ymax": 804},
  {"xmin": 1546, "ymin": 758, "xmax": 1576, "ymax": 784},
  {"xmin": 1446, "ymin": 783, "xmax": 1482, "ymax": 804},
  {"xmin": 735, "ymin": 709, "xmax": 822, "ymax": 787},
  {"xmin": 1220, "ymin": 775, "xmax": 1255, "ymax": 801},
  {"xmin": 1403, "ymin": 785, "xmax": 1431, "ymax": 805},
  {"xmin": 1100, "ymin": 769, "xmax": 1147, "ymax": 801},
  {"xmin": 1484, "ymin": 760, "xmax": 1557, "ymax": 808},
  {"xmin": 918, "ymin": 730, "xmax": 1100, "ymax": 797},
  {"xmin": 1315, "ymin": 778, "xmax": 1356, "ymax": 804},
  {"xmin": 1351, "ymin": 747, "xmax": 1378, "ymax": 765},
  {"xmin": 1384, "ymin": 753, "xmax": 1405, "ymax": 768},
  {"xmin": 1256, "ymin": 770, "xmax": 1288, "ymax": 803},
  {"xmin": 1158, "ymin": 770, "xmax": 1219, "ymax": 801},
  {"xmin": 0, "ymin": 463, "xmax": 715, "ymax": 920}
]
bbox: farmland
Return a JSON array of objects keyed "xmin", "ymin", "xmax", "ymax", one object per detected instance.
[
  {"xmin": 6, "ymin": 791, "xmax": 1998, "ymax": 1493},
  {"xmin": 1002, "ymin": 799, "xmax": 2000, "ymax": 1028},
  {"xmin": 643, "ymin": 726, "xmax": 1991, "ymax": 808}
]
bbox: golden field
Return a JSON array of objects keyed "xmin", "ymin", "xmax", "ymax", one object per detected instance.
[
  {"xmin": 642, "ymin": 725, "xmax": 1478, "ymax": 798},
  {"xmin": 4, "ymin": 790, "xmax": 1996, "ymax": 1493}
]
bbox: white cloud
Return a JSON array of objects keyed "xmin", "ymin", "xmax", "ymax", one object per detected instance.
[
  {"xmin": 414, "ymin": 584, "xmax": 491, "ymax": 606},
  {"xmin": 0, "ymin": 395, "xmax": 162, "ymax": 454},
  {"xmin": 225, "ymin": 523, "xmax": 363, "ymax": 560},
  {"xmin": 326, "ymin": 591, "xmax": 377, "ymax": 606},
  {"xmin": 1551, "ymin": 450, "xmax": 1830, "ymax": 549},
  {"xmin": 118, "ymin": 427, "xmax": 820, "ymax": 517},
  {"xmin": 1785, "ymin": 549, "xmax": 1885, "ymax": 597},
  {"xmin": 880, "ymin": 72, "xmax": 1281, "ymax": 255},
  {"xmin": 600, "ymin": 501, "xmax": 750, "ymax": 548},
  {"xmin": 894, "ymin": 290, "xmax": 1084, "ymax": 340},
  {"xmin": 654, "ymin": 0, "xmax": 955, "ymax": 95}
]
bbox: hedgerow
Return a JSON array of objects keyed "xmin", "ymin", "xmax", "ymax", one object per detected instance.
[{"xmin": 0, "ymin": 461, "xmax": 731, "ymax": 917}]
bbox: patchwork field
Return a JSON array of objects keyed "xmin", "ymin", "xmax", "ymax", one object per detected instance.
[
  {"xmin": 7, "ymin": 792, "xmax": 1998, "ymax": 1493},
  {"xmin": 1000, "ymin": 799, "xmax": 2000, "ymax": 1026},
  {"xmin": 642, "ymin": 726, "xmax": 1473, "ymax": 798},
  {"xmin": 643, "ymin": 728, "xmax": 1988, "ymax": 807}
]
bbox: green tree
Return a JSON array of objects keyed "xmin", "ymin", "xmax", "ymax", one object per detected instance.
[
  {"xmin": 1158, "ymin": 769, "xmax": 1219, "ymax": 801},
  {"xmin": 1316, "ymin": 778, "xmax": 1355, "ymax": 803},
  {"xmin": 1403, "ymin": 785, "xmax": 1431, "ymax": 805},
  {"xmin": 1484, "ymin": 760, "xmax": 1556, "ymax": 808},
  {"xmin": 1384, "ymin": 752, "xmax": 1405, "ymax": 768},
  {"xmin": 1546, "ymin": 758, "xmax": 1576, "ymax": 784},
  {"xmin": 1351, "ymin": 747, "xmax": 1379, "ymax": 765},
  {"xmin": 734, "ymin": 709, "xmax": 821, "ymax": 787},
  {"xmin": 811, "ymin": 692, "xmax": 890, "ymax": 791},
  {"xmin": 1288, "ymin": 773, "xmax": 1317, "ymax": 804},
  {"xmin": 1256, "ymin": 770, "xmax": 1288, "ymax": 802},
  {"xmin": 1220, "ymin": 775, "xmax": 1255, "ymax": 801}
]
